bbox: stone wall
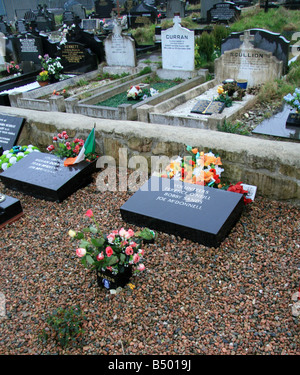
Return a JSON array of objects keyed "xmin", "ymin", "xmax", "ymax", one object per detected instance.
[{"xmin": 1, "ymin": 106, "xmax": 299, "ymax": 204}]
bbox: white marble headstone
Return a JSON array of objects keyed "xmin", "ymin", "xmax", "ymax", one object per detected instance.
[
  {"xmin": 161, "ymin": 15, "xmax": 195, "ymax": 71},
  {"xmin": 104, "ymin": 19, "xmax": 137, "ymax": 67}
]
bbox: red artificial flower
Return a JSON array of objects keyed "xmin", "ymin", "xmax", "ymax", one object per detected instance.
[
  {"xmin": 105, "ymin": 246, "xmax": 113, "ymax": 257},
  {"xmin": 85, "ymin": 209, "xmax": 93, "ymax": 218},
  {"xmin": 53, "ymin": 136, "xmax": 57, "ymax": 141}
]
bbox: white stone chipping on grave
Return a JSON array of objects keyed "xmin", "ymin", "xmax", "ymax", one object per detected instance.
[
  {"xmin": 157, "ymin": 14, "xmax": 199, "ymax": 80},
  {"xmin": 103, "ymin": 17, "xmax": 137, "ymax": 75},
  {"xmin": 215, "ymin": 30, "xmax": 283, "ymax": 87}
]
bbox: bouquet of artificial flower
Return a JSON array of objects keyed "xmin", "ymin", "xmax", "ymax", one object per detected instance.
[
  {"xmin": 284, "ymin": 88, "xmax": 300, "ymax": 112},
  {"xmin": 46, "ymin": 131, "xmax": 84, "ymax": 158},
  {"xmin": 70, "ymin": 209, "xmax": 147, "ymax": 276},
  {"xmin": 0, "ymin": 145, "xmax": 40, "ymax": 170}
]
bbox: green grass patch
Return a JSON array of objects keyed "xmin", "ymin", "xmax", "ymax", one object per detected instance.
[
  {"xmin": 96, "ymin": 80, "xmax": 179, "ymax": 108},
  {"xmin": 217, "ymin": 120, "xmax": 250, "ymax": 135},
  {"xmin": 229, "ymin": 7, "xmax": 300, "ymax": 34}
]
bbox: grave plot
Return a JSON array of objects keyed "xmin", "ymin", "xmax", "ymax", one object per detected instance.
[
  {"xmin": 139, "ymin": 78, "xmax": 257, "ymax": 130},
  {"xmin": 9, "ymin": 70, "xmax": 138, "ymax": 112},
  {"xmin": 66, "ymin": 74, "xmax": 207, "ymax": 121}
]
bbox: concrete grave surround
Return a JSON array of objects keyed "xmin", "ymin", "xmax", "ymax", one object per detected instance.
[
  {"xmin": 215, "ymin": 30, "xmax": 283, "ymax": 87},
  {"xmin": 104, "ymin": 19, "xmax": 137, "ymax": 68}
]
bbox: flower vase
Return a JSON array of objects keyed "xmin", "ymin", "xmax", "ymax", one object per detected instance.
[
  {"xmin": 38, "ymin": 81, "xmax": 49, "ymax": 87},
  {"xmin": 286, "ymin": 111, "xmax": 300, "ymax": 128},
  {"xmin": 96, "ymin": 266, "xmax": 132, "ymax": 290}
]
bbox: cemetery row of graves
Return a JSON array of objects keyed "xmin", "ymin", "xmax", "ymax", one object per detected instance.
[{"xmin": 0, "ymin": 3, "xmax": 299, "ymax": 286}]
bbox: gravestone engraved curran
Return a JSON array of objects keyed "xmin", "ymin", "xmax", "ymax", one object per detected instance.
[
  {"xmin": 104, "ymin": 19, "xmax": 136, "ymax": 67},
  {"xmin": 161, "ymin": 14, "xmax": 194, "ymax": 71},
  {"xmin": 215, "ymin": 30, "xmax": 283, "ymax": 87}
]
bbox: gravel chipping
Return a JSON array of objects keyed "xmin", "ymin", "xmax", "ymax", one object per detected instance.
[{"xmin": 0, "ymin": 171, "xmax": 299, "ymax": 356}]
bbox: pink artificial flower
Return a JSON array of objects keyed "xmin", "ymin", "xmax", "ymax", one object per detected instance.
[
  {"xmin": 53, "ymin": 136, "xmax": 57, "ymax": 141},
  {"xmin": 64, "ymin": 134, "xmax": 69, "ymax": 140},
  {"xmin": 85, "ymin": 209, "xmax": 93, "ymax": 218},
  {"xmin": 57, "ymin": 133, "xmax": 63, "ymax": 139},
  {"xmin": 137, "ymin": 263, "xmax": 145, "ymax": 271},
  {"xmin": 67, "ymin": 146, "xmax": 71, "ymax": 150},
  {"xmin": 76, "ymin": 248, "xmax": 86, "ymax": 257},
  {"xmin": 65, "ymin": 142, "xmax": 70, "ymax": 147},
  {"xmin": 133, "ymin": 254, "xmax": 140, "ymax": 264},
  {"xmin": 125, "ymin": 246, "xmax": 134, "ymax": 256},
  {"xmin": 107, "ymin": 266, "xmax": 113, "ymax": 271},
  {"xmin": 47, "ymin": 145, "xmax": 54, "ymax": 151},
  {"xmin": 105, "ymin": 246, "xmax": 113, "ymax": 257},
  {"xmin": 107, "ymin": 233, "xmax": 115, "ymax": 243},
  {"xmin": 127, "ymin": 229, "xmax": 135, "ymax": 238},
  {"xmin": 138, "ymin": 249, "xmax": 144, "ymax": 256},
  {"xmin": 112, "ymin": 230, "xmax": 118, "ymax": 235},
  {"xmin": 74, "ymin": 138, "xmax": 80, "ymax": 143},
  {"xmin": 62, "ymin": 131, "xmax": 67, "ymax": 135},
  {"xmin": 78, "ymin": 140, "xmax": 84, "ymax": 147},
  {"xmin": 121, "ymin": 240, "xmax": 128, "ymax": 247},
  {"xmin": 97, "ymin": 252, "xmax": 104, "ymax": 261},
  {"xmin": 119, "ymin": 227, "xmax": 127, "ymax": 237},
  {"xmin": 130, "ymin": 241, "xmax": 138, "ymax": 248}
]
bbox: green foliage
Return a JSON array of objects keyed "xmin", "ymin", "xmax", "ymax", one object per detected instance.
[
  {"xmin": 212, "ymin": 25, "xmax": 230, "ymax": 50},
  {"xmin": 138, "ymin": 66, "xmax": 152, "ymax": 76},
  {"xmin": 135, "ymin": 228, "xmax": 156, "ymax": 241},
  {"xmin": 130, "ymin": 24, "xmax": 156, "ymax": 45},
  {"xmin": 41, "ymin": 306, "xmax": 86, "ymax": 348},
  {"xmin": 217, "ymin": 120, "xmax": 250, "ymax": 135},
  {"xmin": 229, "ymin": 7, "xmax": 300, "ymax": 34}
]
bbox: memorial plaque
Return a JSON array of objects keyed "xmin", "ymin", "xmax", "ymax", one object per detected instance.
[
  {"xmin": 0, "ymin": 195, "xmax": 23, "ymax": 228},
  {"xmin": 0, "ymin": 115, "xmax": 26, "ymax": 151},
  {"xmin": 120, "ymin": 176, "xmax": 244, "ymax": 248},
  {"xmin": 286, "ymin": 112, "xmax": 300, "ymax": 128},
  {"xmin": 191, "ymin": 100, "xmax": 225, "ymax": 115},
  {"xmin": 0, "ymin": 152, "xmax": 97, "ymax": 202}
]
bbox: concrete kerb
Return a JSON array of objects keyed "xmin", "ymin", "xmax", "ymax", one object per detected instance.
[{"xmin": 0, "ymin": 105, "xmax": 299, "ymax": 204}]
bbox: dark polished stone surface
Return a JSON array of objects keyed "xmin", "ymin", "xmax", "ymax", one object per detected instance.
[
  {"xmin": 252, "ymin": 104, "xmax": 300, "ymax": 140},
  {"xmin": 120, "ymin": 176, "xmax": 244, "ymax": 248},
  {"xmin": 0, "ymin": 115, "xmax": 25, "ymax": 150},
  {"xmin": 0, "ymin": 152, "xmax": 96, "ymax": 202},
  {"xmin": 0, "ymin": 195, "xmax": 23, "ymax": 226}
]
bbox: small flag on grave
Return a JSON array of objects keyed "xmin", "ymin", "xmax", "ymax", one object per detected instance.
[{"xmin": 64, "ymin": 125, "xmax": 96, "ymax": 167}]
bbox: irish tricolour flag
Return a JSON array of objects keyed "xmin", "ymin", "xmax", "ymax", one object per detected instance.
[{"xmin": 64, "ymin": 126, "xmax": 95, "ymax": 167}]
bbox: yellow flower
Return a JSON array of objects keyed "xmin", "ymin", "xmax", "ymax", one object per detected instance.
[
  {"xmin": 68, "ymin": 229, "xmax": 76, "ymax": 238},
  {"xmin": 217, "ymin": 85, "xmax": 224, "ymax": 95}
]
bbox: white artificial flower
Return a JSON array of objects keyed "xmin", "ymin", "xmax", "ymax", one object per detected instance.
[
  {"xmin": 1, "ymin": 163, "xmax": 8, "ymax": 170},
  {"xmin": 17, "ymin": 152, "xmax": 24, "ymax": 157},
  {"xmin": 9, "ymin": 156, "xmax": 17, "ymax": 164},
  {"xmin": 6, "ymin": 153, "xmax": 12, "ymax": 159},
  {"xmin": 3, "ymin": 150, "xmax": 9, "ymax": 155}
]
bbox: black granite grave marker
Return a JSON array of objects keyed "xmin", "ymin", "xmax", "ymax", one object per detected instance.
[
  {"xmin": 95, "ymin": 0, "xmax": 114, "ymax": 18},
  {"xmin": 0, "ymin": 115, "xmax": 25, "ymax": 151},
  {"xmin": 191, "ymin": 100, "xmax": 225, "ymax": 115},
  {"xmin": 0, "ymin": 152, "xmax": 97, "ymax": 202},
  {"xmin": 58, "ymin": 41, "xmax": 98, "ymax": 74},
  {"xmin": 63, "ymin": 11, "xmax": 76, "ymax": 26},
  {"xmin": 207, "ymin": 2, "xmax": 241, "ymax": 24},
  {"xmin": 0, "ymin": 195, "xmax": 23, "ymax": 228},
  {"xmin": 16, "ymin": 34, "xmax": 43, "ymax": 65},
  {"xmin": 120, "ymin": 176, "xmax": 244, "ymax": 248}
]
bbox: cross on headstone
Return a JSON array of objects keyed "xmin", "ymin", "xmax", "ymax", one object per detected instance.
[
  {"xmin": 173, "ymin": 13, "xmax": 181, "ymax": 25},
  {"xmin": 112, "ymin": 0, "xmax": 124, "ymax": 17},
  {"xmin": 239, "ymin": 30, "xmax": 254, "ymax": 49}
]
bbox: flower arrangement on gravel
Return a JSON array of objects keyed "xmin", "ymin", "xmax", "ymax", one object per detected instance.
[
  {"xmin": 47, "ymin": 131, "xmax": 84, "ymax": 158},
  {"xmin": 284, "ymin": 88, "xmax": 300, "ymax": 112},
  {"xmin": 127, "ymin": 85, "xmax": 159, "ymax": 101},
  {"xmin": 37, "ymin": 54, "xmax": 64, "ymax": 82},
  {"xmin": 0, "ymin": 145, "xmax": 40, "ymax": 170},
  {"xmin": 160, "ymin": 145, "xmax": 252, "ymax": 204},
  {"xmin": 69, "ymin": 209, "xmax": 147, "ymax": 276}
]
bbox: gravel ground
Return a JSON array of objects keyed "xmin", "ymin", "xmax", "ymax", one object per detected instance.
[{"xmin": 0, "ymin": 170, "xmax": 299, "ymax": 356}]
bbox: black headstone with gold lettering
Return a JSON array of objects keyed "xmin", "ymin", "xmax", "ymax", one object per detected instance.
[
  {"xmin": 95, "ymin": 0, "xmax": 114, "ymax": 18},
  {"xmin": 58, "ymin": 42, "xmax": 98, "ymax": 74}
]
